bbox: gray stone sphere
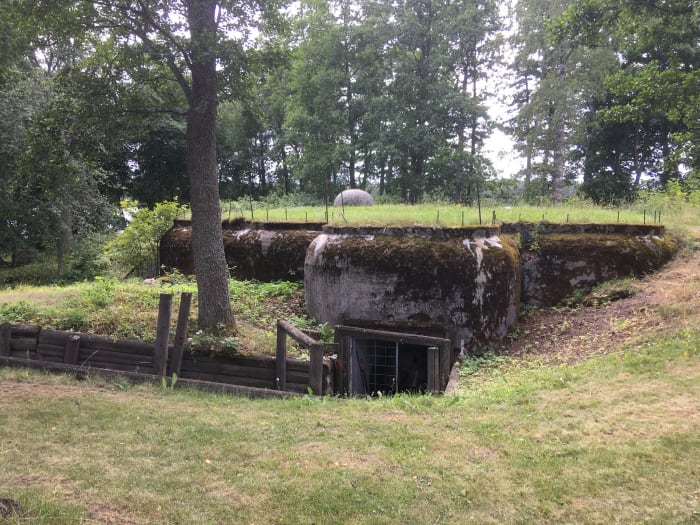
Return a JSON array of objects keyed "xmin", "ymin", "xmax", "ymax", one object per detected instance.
[{"xmin": 333, "ymin": 189, "xmax": 374, "ymax": 207}]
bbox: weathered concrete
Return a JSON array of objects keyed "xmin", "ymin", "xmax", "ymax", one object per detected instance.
[
  {"xmin": 162, "ymin": 220, "xmax": 677, "ymax": 350},
  {"xmin": 333, "ymin": 189, "xmax": 374, "ymax": 207},
  {"xmin": 304, "ymin": 227, "xmax": 521, "ymax": 348},
  {"xmin": 518, "ymin": 230, "xmax": 676, "ymax": 306},
  {"xmin": 160, "ymin": 220, "xmax": 321, "ymax": 280}
]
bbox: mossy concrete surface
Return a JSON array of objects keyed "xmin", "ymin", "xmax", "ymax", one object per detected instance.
[
  {"xmin": 222, "ymin": 228, "xmax": 318, "ymax": 281},
  {"xmin": 161, "ymin": 220, "xmax": 677, "ymax": 349},
  {"xmin": 160, "ymin": 221, "xmax": 320, "ymax": 280},
  {"xmin": 520, "ymin": 232, "xmax": 676, "ymax": 306},
  {"xmin": 304, "ymin": 232, "xmax": 520, "ymax": 348}
]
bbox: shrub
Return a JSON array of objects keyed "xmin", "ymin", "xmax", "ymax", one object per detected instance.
[
  {"xmin": 0, "ymin": 301, "xmax": 40, "ymax": 324},
  {"xmin": 106, "ymin": 200, "xmax": 180, "ymax": 277}
]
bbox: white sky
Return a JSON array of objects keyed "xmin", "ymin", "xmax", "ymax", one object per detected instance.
[{"xmin": 483, "ymin": 128, "xmax": 523, "ymax": 179}]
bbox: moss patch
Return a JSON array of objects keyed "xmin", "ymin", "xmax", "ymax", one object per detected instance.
[{"xmin": 521, "ymin": 232, "xmax": 677, "ymax": 306}]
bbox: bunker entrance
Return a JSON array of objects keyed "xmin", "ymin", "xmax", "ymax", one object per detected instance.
[
  {"xmin": 352, "ymin": 340, "xmax": 431, "ymax": 395},
  {"xmin": 335, "ymin": 326, "xmax": 452, "ymax": 396}
]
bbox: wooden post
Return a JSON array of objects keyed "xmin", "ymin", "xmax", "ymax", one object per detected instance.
[
  {"xmin": 0, "ymin": 323, "xmax": 11, "ymax": 356},
  {"xmin": 335, "ymin": 334, "xmax": 349, "ymax": 396},
  {"xmin": 427, "ymin": 346, "xmax": 440, "ymax": 394},
  {"xmin": 169, "ymin": 292, "xmax": 192, "ymax": 377},
  {"xmin": 63, "ymin": 335, "xmax": 81, "ymax": 365},
  {"xmin": 276, "ymin": 320, "xmax": 287, "ymax": 391},
  {"xmin": 309, "ymin": 343, "xmax": 324, "ymax": 395},
  {"xmin": 153, "ymin": 294, "xmax": 173, "ymax": 376},
  {"xmin": 439, "ymin": 342, "xmax": 451, "ymax": 390}
]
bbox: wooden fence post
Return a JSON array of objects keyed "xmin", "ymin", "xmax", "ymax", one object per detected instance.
[
  {"xmin": 427, "ymin": 346, "xmax": 440, "ymax": 394},
  {"xmin": 169, "ymin": 292, "xmax": 192, "ymax": 377},
  {"xmin": 153, "ymin": 294, "xmax": 173, "ymax": 376},
  {"xmin": 309, "ymin": 343, "xmax": 324, "ymax": 395},
  {"xmin": 64, "ymin": 335, "xmax": 81, "ymax": 365},
  {"xmin": 439, "ymin": 342, "xmax": 451, "ymax": 390},
  {"xmin": 276, "ymin": 320, "xmax": 287, "ymax": 391},
  {"xmin": 0, "ymin": 323, "xmax": 11, "ymax": 356}
]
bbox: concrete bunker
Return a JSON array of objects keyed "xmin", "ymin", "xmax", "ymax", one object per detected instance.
[
  {"xmin": 161, "ymin": 219, "xmax": 322, "ymax": 281},
  {"xmin": 304, "ymin": 226, "xmax": 521, "ymax": 350},
  {"xmin": 161, "ymin": 219, "xmax": 677, "ymax": 394},
  {"xmin": 501, "ymin": 222, "xmax": 676, "ymax": 306}
]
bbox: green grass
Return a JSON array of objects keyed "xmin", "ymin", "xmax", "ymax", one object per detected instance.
[
  {"xmin": 209, "ymin": 200, "xmax": 699, "ymax": 229},
  {"xmin": 0, "ymin": 327, "xmax": 698, "ymax": 524},
  {"xmin": 0, "ymin": 277, "xmax": 307, "ymax": 355},
  {"xmin": 216, "ymin": 202, "xmax": 656, "ymax": 227}
]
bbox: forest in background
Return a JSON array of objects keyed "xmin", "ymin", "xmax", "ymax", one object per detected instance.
[{"xmin": 0, "ymin": 0, "xmax": 698, "ymax": 280}]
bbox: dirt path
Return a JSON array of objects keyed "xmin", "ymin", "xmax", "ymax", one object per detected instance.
[{"xmin": 489, "ymin": 228, "xmax": 700, "ymax": 364}]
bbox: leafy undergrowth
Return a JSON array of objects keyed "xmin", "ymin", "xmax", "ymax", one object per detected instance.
[{"xmin": 0, "ymin": 276, "xmax": 309, "ymax": 358}]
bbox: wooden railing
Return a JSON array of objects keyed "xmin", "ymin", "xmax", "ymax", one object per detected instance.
[
  {"xmin": 0, "ymin": 297, "xmax": 333, "ymax": 397},
  {"xmin": 276, "ymin": 319, "xmax": 336, "ymax": 395}
]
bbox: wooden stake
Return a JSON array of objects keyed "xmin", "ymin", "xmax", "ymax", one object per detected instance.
[
  {"xmin": 0, "ymin": 323, "xmax": 11, "ymax": 356},
  {"xmin": 276, "ymin": 321, "xmax": 287, "ymax": 391},
  {"xmin": 309, "ymin": 343, "xmax": 324, "ymax": 396},
  {"xmin": 153, "ymin": 294, "xmax": 173, "ymax": 376},
  {"xmin": 63, "ymin": 335, "xmax": 81, "ymax": 365},
  {"xmin": 169, "ymin": 292, "xmax": 192, "ymax": 377}
]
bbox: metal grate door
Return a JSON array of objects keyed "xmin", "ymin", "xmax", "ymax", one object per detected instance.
[{"xmin": 365, "ymin": 339, "xmax": 398, "ymax": 395}]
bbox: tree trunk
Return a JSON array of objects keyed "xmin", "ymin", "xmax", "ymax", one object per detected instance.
[
  {"xmin": 187, "ymin": 0, "xmax": 234, "ymax": 330},
  {"xmin": 552, "ymin": 126, "xmax": 566, "ymax": 203}
]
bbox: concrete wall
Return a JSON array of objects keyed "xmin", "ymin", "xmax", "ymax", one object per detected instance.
[
  {"xmin": 161, "ymin": 220, "xmax": 676, "ymax": 349},
  {"xmin": 304, "ymin": 227, "xmax": 521, "ymax": 349}
]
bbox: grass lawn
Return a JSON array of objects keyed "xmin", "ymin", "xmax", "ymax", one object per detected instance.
[
  {"xmin": 213, "ymin": 201, "xmax": 698, "ymax": 230},
  {"xmin": 0, "ymin": 327, "xmax": 698, "ymax": 524}
]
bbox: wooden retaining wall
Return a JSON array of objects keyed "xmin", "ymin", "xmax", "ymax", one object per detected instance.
[{"xmin": 0, "ymin": 323, "xmax": 333, "ymax": 397}]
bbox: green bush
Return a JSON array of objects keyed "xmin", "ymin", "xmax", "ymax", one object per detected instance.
[
  {"xmin": 62, "ymin": 232, "xmax": 112, "ymax": 282},
  {"xmin": 0, "ymin": 301, "xmax": 40, "ymax": 324},
  {"xmin": 106, "ymin": 200, "xmax": 180, "ymax": 276}
]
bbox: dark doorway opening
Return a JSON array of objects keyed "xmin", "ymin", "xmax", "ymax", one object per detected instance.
[
  {"xmin": 351, "ymin": 339, "xmax": 429, "ymax": 396},
  {"xmin": 336, "ymin": 326, "xmax": 452, "ymax": 396}
]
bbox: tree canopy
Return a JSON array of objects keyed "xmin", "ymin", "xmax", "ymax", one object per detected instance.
[{"xmin": 1, "ymin": 0, "xmax": 697, "ymax": 289}]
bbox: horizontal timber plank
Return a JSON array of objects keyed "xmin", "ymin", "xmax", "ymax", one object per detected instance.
[
  {"xmin": 38, "ymin": 329, "xmax": 153, "ymax": 355},
  {"xmin": 0, "ymin": 356, "xmax": 300, "ymax": 398},
  {"xmin": 31, "ymin": 342, "xmax": 63, "ymax": 359},
  {"xmin": 180, "ymin": 361, "xmax": 275, "ymax": 381},
  {"xmin": 78, "ymin": 360, "xmax": 148, "ymax": 373},
  {"xmin": 336, "ymin": 325, "xmax": 451, "ymax": 347},
  {"xmin": 180, "ymin": 371, "xmax": 275, "ymax": 390},
  {"xmin": 10, "ymin": 325, "xmax": 40, "ymax": 337},
  {"xmin": 78, "ymin": 348, "xmax": 152, "ymax": 366},
  {"xmin": 10, "ymin": 349, "xmax": 38, "ymax": 359},
  {"xmin": 181, "ymin": 353, "xmax": 278, "ymax": 369},
  {"xmin": 11, "ymin": 337, "xmax": 39, "ymax": 353},
  {"xmin": 35, "ymin": 354, "xmax": 64, "ymax": 364},
  {"xmin": 285, "ymin": 380, "xmax": 333, "ymax": 395},
  {"xmin": 37, "ymin": 343, "xmax": 64, "ymax": 355}
]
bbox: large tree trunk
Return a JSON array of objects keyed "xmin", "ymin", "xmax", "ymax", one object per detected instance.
[
  {"xmin": 552, "ymin": 126, "xmax": 566, "ymax": 204},
  {"xmin": 187, "ymin": 0, "xmax": 235, "ymax": 330}
]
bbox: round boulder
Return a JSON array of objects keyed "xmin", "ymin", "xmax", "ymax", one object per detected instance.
[{"xmin": 333, "ymin": 189, "xmax": 374, "ymax": 207}]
